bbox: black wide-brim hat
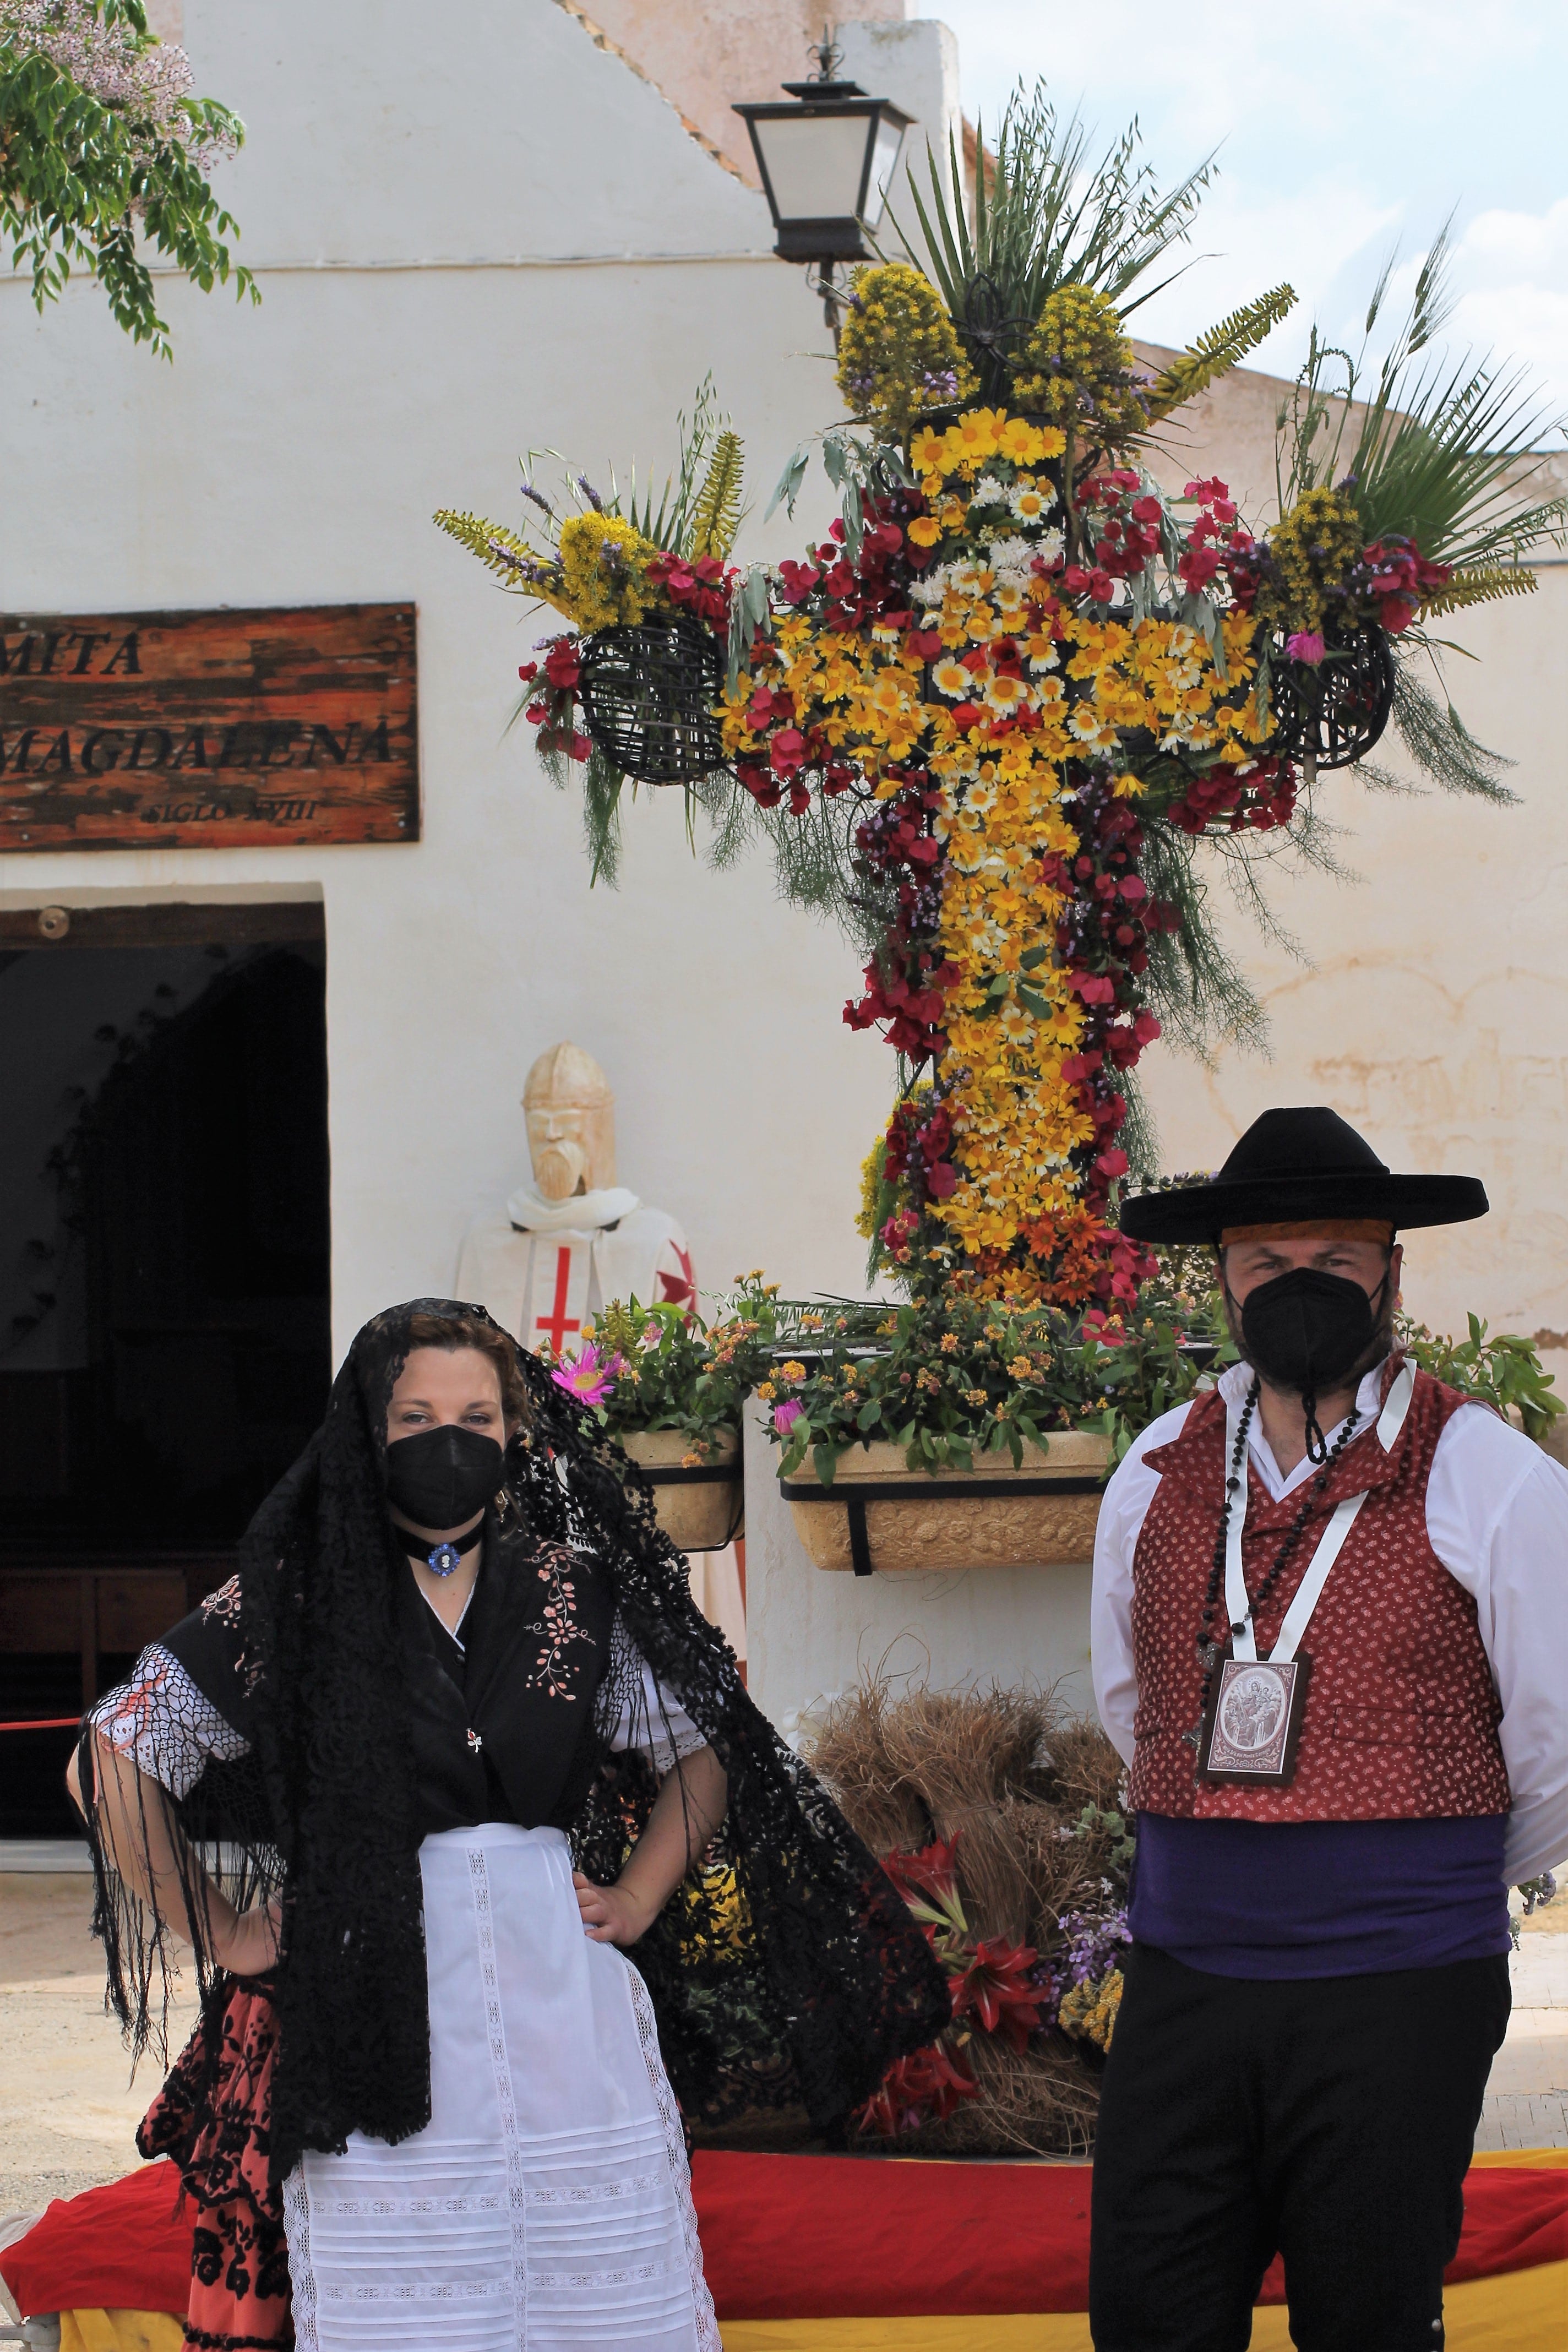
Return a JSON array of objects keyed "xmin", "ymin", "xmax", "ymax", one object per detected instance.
[{"xmin": 1118, "ymin": 1106, "xmax": 1489, "ymax": 1244}]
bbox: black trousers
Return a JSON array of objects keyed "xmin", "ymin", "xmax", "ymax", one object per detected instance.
[{"xmin": 1088, "ymin": 1942, "xmax": 1511, "ymax": 2352}]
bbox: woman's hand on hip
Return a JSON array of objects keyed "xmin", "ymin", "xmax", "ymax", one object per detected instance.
[{"xmin": 573, "ymin": 1870, "xmax": 657, "ymax": 1947}]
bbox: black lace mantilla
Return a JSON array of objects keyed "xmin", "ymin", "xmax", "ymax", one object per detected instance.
[{"xmin": 83, "ymin": 1297, "xmax": 949, "ymax": 2183}]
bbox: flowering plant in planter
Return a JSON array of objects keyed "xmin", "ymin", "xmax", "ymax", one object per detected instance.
[{"xmin": 547, "ymin": 1282, "xmax": 779, "ymax": 1460}]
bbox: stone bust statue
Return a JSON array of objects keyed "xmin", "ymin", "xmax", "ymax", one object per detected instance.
[
  {"xmin": 455, "ymin": 1041, "xmax": 694, "ymax": 1358},
  {"xmin": 456, "ymin": 1042, "xmax": 744, "ymax": 1655}
]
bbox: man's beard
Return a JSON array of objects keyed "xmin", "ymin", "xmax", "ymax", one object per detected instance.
[{"xmin": 533, "ymin": 1139, "xmax": 588, "ymax": 1201}]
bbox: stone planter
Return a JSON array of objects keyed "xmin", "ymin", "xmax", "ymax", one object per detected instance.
[
  {"xmin": 780, "ymin": 1431, "xmax": 1112, "ymax": 1575},
  {"xmin": 619, "ymin": 1428, "xmax": 743, "ymax": 1553}
]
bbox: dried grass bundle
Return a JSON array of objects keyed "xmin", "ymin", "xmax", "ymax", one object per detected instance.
[{"xmin": 809, "ymin": 1672, "xmax": 1130, "ymax": 2156}]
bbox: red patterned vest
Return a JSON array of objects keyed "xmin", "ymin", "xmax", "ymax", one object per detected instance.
[{"xmin": 1125, "ymin": 1359, "xmax": 1509, "ymax": 1822}]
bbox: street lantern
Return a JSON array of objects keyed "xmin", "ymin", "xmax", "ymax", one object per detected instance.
[{"xmin": 733, "ymin": 38, "xmax": 911, "ymax": 330}]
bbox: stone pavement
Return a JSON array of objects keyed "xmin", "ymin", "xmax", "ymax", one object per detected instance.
[
  {"xmin": 0, "ymin": 1871, "xmax": 196, "ymax": 2222},
  {"xmin": 1475, "ymin": 1900, "xmax": 1568, "ymax": 2151}
]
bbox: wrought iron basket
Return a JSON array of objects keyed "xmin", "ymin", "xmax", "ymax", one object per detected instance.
[
  {"xmin": 1269, "ymin": 624, "xmax": 1397, "ymax": 771},
  {"xmin": 576, "ymin": 613, "xmax": 726, "ymax": 785}
]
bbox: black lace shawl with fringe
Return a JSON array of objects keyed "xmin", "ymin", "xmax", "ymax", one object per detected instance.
[{"xmin": 81, "ymin": 1298, "xmax": 949, "ymax": 2183}]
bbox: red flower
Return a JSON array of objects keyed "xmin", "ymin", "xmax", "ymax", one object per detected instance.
[
  {"xmin": 950, "ymin": 1938, "xmax": 1046, "ymax": 2052},
  {"xmin": 1379, "ymin": 596, "xmax": 1414, "ymax": 634},
  {"xmin": 857, "ymin": 2040, "xmax": 976, "ymax": 2137},
  {"xmin": 1177, "ymin": 546, "xmax": 1221, "ymax": 591},
  {"xmin": 770, "ymin": 728, "xmax": 808, "ymax": 777},
  {"xmin": 543, "ymin": 642, "xmax": 581, "ymax": 690},
  {"xmin": 517, "ymin": 661, "xmax": 539, "ymax": 683},
  {"xmin": 925, "ymin": 1160, "xmax": 957, "ymax": 1199},
  {"xmin": 881, "ymin": 1835, "xmax": 963, "ymax": 1916}
]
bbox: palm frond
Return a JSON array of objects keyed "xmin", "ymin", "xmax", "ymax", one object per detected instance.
[
  {"xmin": 889, "ymin": 84, "xmax": 1213, "ymax": 399},
  {"xmin": 1348, "ymin": 347, "xmax": 1568, "ymax": 567},
  {"xmin": 1274, "ymin": 228, "xmax": 1568, "ymax": 567},
  {"xmin": 1145, "ymin": 285, "xmax": 1296, "ymax": 421},
  {"xmin": 689, "ymin": 428, "xmax": 746, "ymax": 560},
  {"xmin": 620, "ymin": 374, "xmax": 725, "ymax": 554},
  {"xmin": 1415, "ymin": 564, "xmax": 1538, "ymax": 620}
]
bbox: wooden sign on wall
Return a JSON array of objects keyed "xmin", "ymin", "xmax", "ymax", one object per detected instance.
[{"xmin": 0, "ymin": 603, "xmax": 418, "ymax": 850}]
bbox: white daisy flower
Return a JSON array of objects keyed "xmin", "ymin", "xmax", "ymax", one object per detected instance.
[
  {"xmin": 988, "ymin": 536, "xmax": 1037, "ymax": 578},
  {"xmin": 1009, "ymin": 482, "xmax": 1057, "ymax": 524}
]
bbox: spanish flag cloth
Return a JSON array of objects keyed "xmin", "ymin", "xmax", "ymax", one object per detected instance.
[{"xmin": 2, "ymin": 2149, "xmax": 1565, "ymax": 2348}]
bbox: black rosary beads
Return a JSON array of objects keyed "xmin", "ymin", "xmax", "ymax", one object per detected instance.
[{"xmin": 1188, "ymin": 1381, "xmax": 1364, "ymax": 1738}]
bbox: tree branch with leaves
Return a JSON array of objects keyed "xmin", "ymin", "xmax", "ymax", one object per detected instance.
[{"xmin": 1, "ymin": 0, "xmax": 254, "ymax": 357}]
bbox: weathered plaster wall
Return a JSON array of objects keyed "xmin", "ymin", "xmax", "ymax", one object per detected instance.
[{"xmin": 583, "ymin": 1, "xmax": 912, "ymax": 184}]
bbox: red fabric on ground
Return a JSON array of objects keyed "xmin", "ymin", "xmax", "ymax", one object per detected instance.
[
  {"xmin": 691, "ymin": 2151, "xmax": 1568, "ymax": 2320},
  {"xmin": 0, "ymin": 2158, "xmax": 190, "ymax": 2320},
  {"xmin": 692, "ymin": 2152, "xmax": 1095, "ymax": 2317},
  {"xmin": 7, "ymin": 2147, "xmax": 1567, "ymax": 2324}
]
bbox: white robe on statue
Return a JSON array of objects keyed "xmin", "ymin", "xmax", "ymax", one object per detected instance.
[
  {"xmin": 456, "ymin": 1185, "xmax": 696, "ymax": 1357},
  {"xmin": 456, "ymin": 1190, "xmax": 746, "ymax": 1662}
]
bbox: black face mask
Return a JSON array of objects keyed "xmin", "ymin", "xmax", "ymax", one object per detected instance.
[
  {"xmin": 384, "ymin": 1424, "xmax": 504, "ymax": 1531},
  {"xmin": 1235, "ymin": 1265, "xmax": 1389, "ymax": 1464}
]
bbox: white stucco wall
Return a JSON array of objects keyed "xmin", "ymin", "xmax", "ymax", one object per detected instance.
[{"xmin": 0, "ymin": 0, "xmax": 962, "ymax": 1363}]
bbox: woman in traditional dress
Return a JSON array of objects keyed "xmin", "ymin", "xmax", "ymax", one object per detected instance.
[{"xmin": 70, "ymin": 1299, "xmax": 948, "ymax": 2352}]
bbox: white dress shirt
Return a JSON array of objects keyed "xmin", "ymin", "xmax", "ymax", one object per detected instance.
[{"xmin": 1091, "ymin": 1357, "xmax": 1568, "ymax": 1883}]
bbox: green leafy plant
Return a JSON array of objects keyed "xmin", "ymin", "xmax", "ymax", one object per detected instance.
[
  {"xmin": 1397, "ymin": 1311, "xmax": 1564, "ymax": 1443},
  {"xmin": 1, "ymin": 0, "xmax": 254, "ymax": 357}
]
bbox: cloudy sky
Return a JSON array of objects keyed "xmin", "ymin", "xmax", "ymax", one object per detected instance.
[{"xmin": 914, "ymin": 1, "xmax": 1568, "ymax": 437}]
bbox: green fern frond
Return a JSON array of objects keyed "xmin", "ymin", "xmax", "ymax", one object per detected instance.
[
  {"xmin": 1415, "ymin": 564, "xmax": 1538, "ymax": 620},
  {"xmin": 1145, "ymin": 284, "xmax": 1296, "ymax": 420},
  {"xmin": 689, "ymin": 429, "xmax": 745, "ymax": 560},
  {"xmin": 433, "ymin": 508, "xmax": 547, "ymax": 585}
]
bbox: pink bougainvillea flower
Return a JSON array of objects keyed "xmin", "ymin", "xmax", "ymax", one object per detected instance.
[
  {"xmin": 551, "ymin": 1343, "xmax": 625, "ymax": 1408},
  {"xmin": 773, "ymin": 1399, "xmax": 804, "ymax": 1434},
  {"xmin": 1285, "ymin": 630, "xmax": 1326, "ymax": 666}
]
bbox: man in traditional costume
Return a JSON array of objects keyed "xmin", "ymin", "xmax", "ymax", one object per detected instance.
[
  {"xmin": 1089, "ymin": 1106, "xmax": 1568, "ymax": 2352},
  {"xmin": 458, "ymin": 1042, "xmax": 744, "ymax": 1651}
]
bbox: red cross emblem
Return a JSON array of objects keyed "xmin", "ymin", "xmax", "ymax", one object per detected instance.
[{"xmin": 535, "ymin": 1245, "xmax": 581, "ymax": 1353}]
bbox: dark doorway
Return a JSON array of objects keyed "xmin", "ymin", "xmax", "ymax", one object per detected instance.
[{"xmin": 0, "ymin": 902, "xmax": 331, "ymax": 1836}]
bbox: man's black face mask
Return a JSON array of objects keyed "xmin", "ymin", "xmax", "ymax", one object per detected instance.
[
  {"xmin": 1229, "ymin": 1262, "xmax": 1391, "ymax": 1464},
  {"xmin": 385, "ymin": 1423, "xmax": 503, "ymax": 1531}
]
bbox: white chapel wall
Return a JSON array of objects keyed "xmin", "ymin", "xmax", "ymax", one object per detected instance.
[{"xmin": 0, "ymin": 0, "xmax": 962, "ymax": 1366}]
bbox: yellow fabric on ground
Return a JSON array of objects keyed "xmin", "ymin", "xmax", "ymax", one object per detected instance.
[
  {"xmin": 716, "ymin": 2263, "xmax": 1568, "ymax": 2351},
  {"xmin": 58, "ymin": 2314, "xmax": 184, "ymax": 2352}
]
